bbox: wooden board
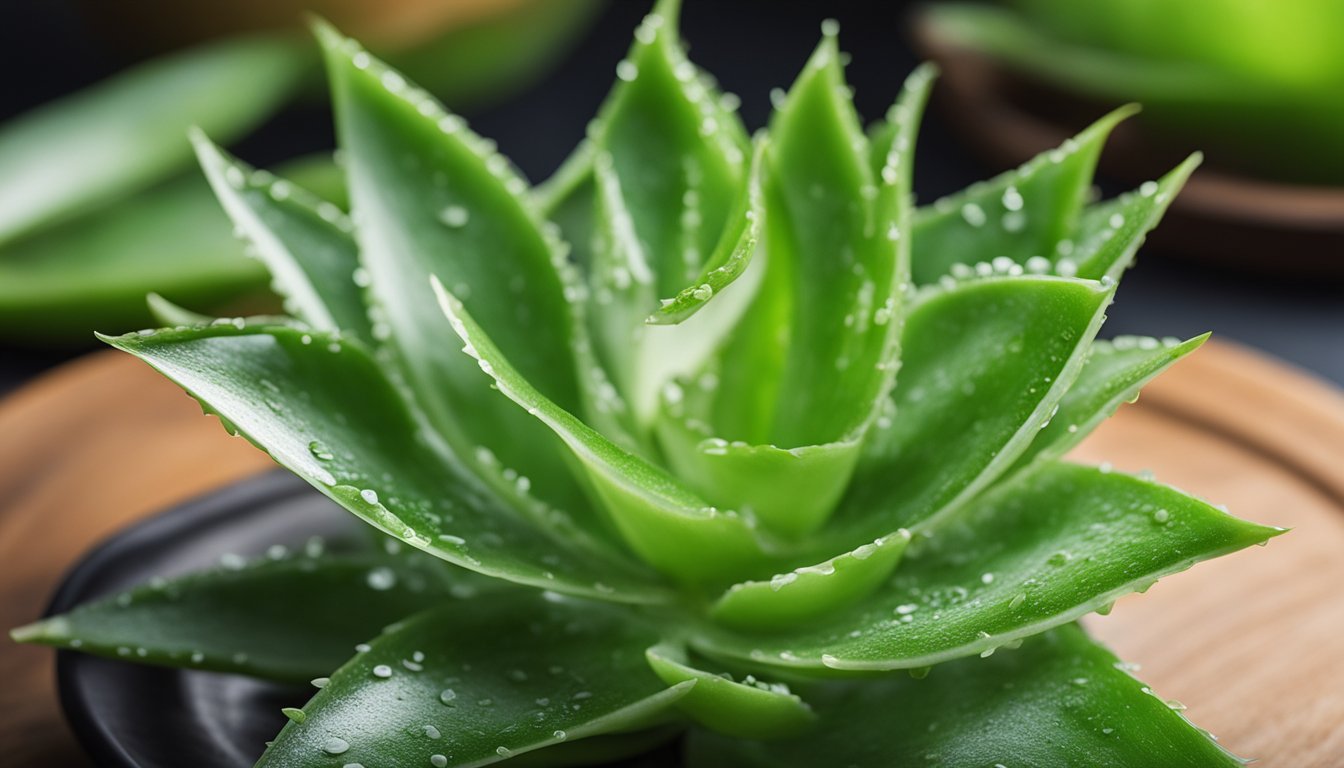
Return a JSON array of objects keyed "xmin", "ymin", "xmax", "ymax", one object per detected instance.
[{"xmin": 1, "ymin": 342, "xmax": 1341, "ymax": 766}]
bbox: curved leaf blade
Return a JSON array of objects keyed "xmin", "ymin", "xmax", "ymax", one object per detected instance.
[
  {"xmin": 11, "ymin": 547, "xmax": 471, "ymax": 683},
  {"xmin": 434, "ymin": 281, "xmax": 778, "ymax": 588},
  {"xmin": 256, "ymin": 593, "xmax": 693, "ymax": 768},
  {"xmin": 827, "ymin": 275, "xmax": 1112, "ymax": 547},
  {"xmin": 102, "ymin": 324, "xmax": 670, "ymax": 604},
  {"xmin": 910, "ymin": 105, "xmax": 1133, "ymax": 285},
  {"xmin": 317, "ymin": 22, "xmax": 596, "ymax": 523},
  {"xmin": 646, "ymin": 645, "xmax": 814, "ymax": 740},
  {"xmin": 695, "ymin": 462, "xmax": 1281, "ymax": 673},
  {"xmin": 1009, "ymin": 333, "xmax": 1209, "ymax": 473},
  {"xmin": 1070, "ymin": 154, "xmax": 1200, "ymax": 281},
  {"xmin": 192, "ymin": 134, "xmax": 373, "ymax": 344},
  {"xmin": 687, "ymin": 624, "xmax": 1241, "ymax": 767}
]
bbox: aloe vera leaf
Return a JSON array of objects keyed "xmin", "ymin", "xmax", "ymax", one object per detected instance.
[
  {"xmin": 909, "ymin": 106, "xmax": 1133, "ymax": 285},
  {"xmin": 435, "ymin": 281, "xmax": 777, "ymax": 588},
  {"xmin": 103, "ymin": 324, "xmax": 671, "ymax": 604},
  {"xmin": 192, "ymin": 134, "xmax": 373, "ymax": 344},
  {"xmin": 584, "ymin": 0, "xmax": 750, "ymax": 422},
  {"xmin": 317, "ymin": 23, "xmax": 606, "ymax": 526},
  {"xmin": 11, "ymin": 548, "xmax": 476, "ymax": 683},
  {"xmin": 693, "ymin": 462, "xmax": 1281, "ymax": 673},
  {"xmin": 827, "ymin": 275, "xmax": 1112, "ymax": 546},
  {"xmin": 645, "ymin": 645, "xmax": 814, "ymax": 739},
  {"xmin": 0, "ymin": 35, "xmax": 306, "ymax": 246},
  {"xmin": 1009, "ymin": 334, "xmax": 1208, "ymax": 473},
  {"xmin": 686, "ymin": 624, "xmax": 1241, "ymax": 766},
  {"xmin": 146, "ymin": 293, "xmax": 213, "ymax": 327},
  {"xmin": 709, "ymin": 30, "xmax": 909, "ymax": 453},
  {"xmin": 648, "ymin": 67, "xmax": 934, "ymax": 541},
  {"xmin": 1069, "ymin": 154, "xmax": 1199, "ymax": 281},
  {"xmin": 709, "ymin": 531, "xmax": 910, "ymax": 632},
  {"xmin": 255, "ymin": 593, "xmax": 693, "ymax": 768}
]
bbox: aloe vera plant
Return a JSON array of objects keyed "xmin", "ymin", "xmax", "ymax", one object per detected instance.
[{"xmin": 12, "ymin": 3, "xmax": 1282, "ymax": 765}]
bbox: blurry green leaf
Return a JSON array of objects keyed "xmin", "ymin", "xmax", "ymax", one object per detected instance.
[
  {"xmin": 103, "ymin": 323, "xmax": 670, "ymax": 604},
  {"xmin": 646, "ymin": 645, "xmax": 814, "ymax": 739},
  {"xmin": 257, "ymin": 593, "xmax": 692, "ymax": 768},
  {"xmin": 1009, "ymin": 334, "xmax": 1208, "ymax": 473},
  {"xmin": 12, "ymin": 547, "xmax": 476, "ymax": 683},
  {"xmin": 0, "ymin": 35, "xmax": 306, "ymax": 245},
  {"xmin": 910, "ymin": 106, "xmax": 1131, "ymax": 285},
  {"xmin": 687, "ymin": 624, "xmax": 1242, "ymax": 766},
  {"xmin": 694, "ymin": 463, "xmax": 1280, "ymax": 673}
]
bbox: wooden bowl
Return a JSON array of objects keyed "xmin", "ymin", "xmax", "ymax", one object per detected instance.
[{"xmin": 912, "ymin": 14, "xmax": 1344, "ymax": 279}]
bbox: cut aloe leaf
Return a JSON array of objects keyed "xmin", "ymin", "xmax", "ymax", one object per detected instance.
[
  {"xmin": 686, "ymin": 624, "xmax": 1242, "ymax": 767},
  {"xmin": 103, "ymin": 324, "xmax": 671, "ymax": 604},
  {"xmin": 646, "ymin": 644, "xmax": 814, "ymax": 740},
  {"xmin": 256, "ymin": 592, "xmax": 693, "ymax": 767},
  {"xmin": 694, "ymin": 462, "xmax": 1281, "ymax": 673},
  {"xmin": 0, "ymin": 35, "xmax": 306, "ymax": 245},
  {"xmin": 910, "ymin": 106, "xmax": 1133, "ymax": 285},
  {"xmin": 11, "ymin": 547, "xmax": 475, "ymax": 683},
  {"xmin": 1009, "ymin": 334, "xmax": 1208, "ymax": 473}
]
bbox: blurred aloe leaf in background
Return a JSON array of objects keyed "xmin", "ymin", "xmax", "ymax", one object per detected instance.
[
  {"xmin": 0, "ymin": 0, "xmax": 601, "ymax": 345},
  {"xmin": 922, "ymin": 0, "xmax": 1344, "ymax": 184}
]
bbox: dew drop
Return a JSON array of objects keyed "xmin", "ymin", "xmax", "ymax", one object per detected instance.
[
  {"xmin": 321, "ymin": 737, "xmax": 350, "ymax": 755},
  {"xmin": 439, "ymin": 206, "xmax": 470, "ymax": 228},
  {"xmin": 366, "ymin": 567, "xmax": 397, "ymax": 590},
  {"xmin": 372, "ymin": 664, "xmax": 393, "ymax": 678},
  {"xmin": 440, "ymin": 688, "xmax": 458, "ymax": 705}
]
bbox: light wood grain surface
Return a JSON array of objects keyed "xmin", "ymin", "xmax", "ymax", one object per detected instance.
[{"xmin": 1, "ymin": 341, "xmax": 1341, "ymax": 766}]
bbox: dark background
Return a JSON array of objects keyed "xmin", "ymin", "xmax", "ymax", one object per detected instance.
[{"xmin": 2, "ymin": 0, "xmax": 1340, "ymax": 395}]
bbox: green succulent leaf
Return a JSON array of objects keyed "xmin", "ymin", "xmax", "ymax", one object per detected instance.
[
  {"xmin": 687, "ymin": 624, "xmax": 1241, "ymax": 767},
  {"xmin": 711, "ymin": 30, "xmax": 905, "ymax": 452},
  {"xmin": 192, "ymin": 134, "xmax": 373, "ymax": 344},
  {"xmin": 0, "ymin": 35, "xmax": 306, "ymax": 246},
  {"xmin": 317, "ymin": 23, "xmax": 604, "ymax": 525},
  {"xmin": 103, "ymin": 324, "xmax": 670, "ymax": 604},
  {"xmin": 694, "ymin": 462, "xmax": 1281, "ymax": 673},
  {"xmin": 827, "ymin": 275, "xmax": 1111, "ymax": 547},
  {"xmin": 11, "ymin": 545, "xmax": 476, "ymax": 683},
  {"xmin": 909, "ymin": 106, "xmax": 1132, "ymax": 285},
  {"xmin": 709, "ymin": 531, "xmax": 911, "ymax": 632},
  {"xmin": 434, "ymin": 281, "xmax": 776, "ymax": 588},
  {"xmin": 645, "ymin": 645, "xmax": 815, "ymax": 740},
  {"xmin": 1069, "ymin": 154, "xmax": 1200, "ymax": 281},
  {"xmin": 256, "ymin": 592, "xmax": 692, "ymax": 768},
  {"xmin": 1009, "ymin": 334, "xmax": 1209, "ymax": 473}
]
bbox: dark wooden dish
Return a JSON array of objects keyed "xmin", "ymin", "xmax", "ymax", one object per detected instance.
[{"xmin": 912, "ymin": 14, "xmax": 1344, "ymax": 279}]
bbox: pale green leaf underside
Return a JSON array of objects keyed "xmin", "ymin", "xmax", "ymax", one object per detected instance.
[
  {"xmin": 257, "ymin": 593, "xmax": 691, "ymax": 768},
  {"xmin": 687, "ymin": 624, "xmax": 1241, "ymax": 767},
  {"xmin": 0, "ymin": 35, "xmax": 306, "ymax": 245},
  {"xmin": 103, "ymin": 324, "xmax": 669, "ymax": 604},
  {"xmin": 694, "ymin": 462, "xmax": 1280, "ymax": 672},
  {"xmin": 646, "ymin": 645, "xmax": 814, "ymax": 740},
  {"xmin": 12, "ymin": 547, "xmax": 471, "ymax": 683}
]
